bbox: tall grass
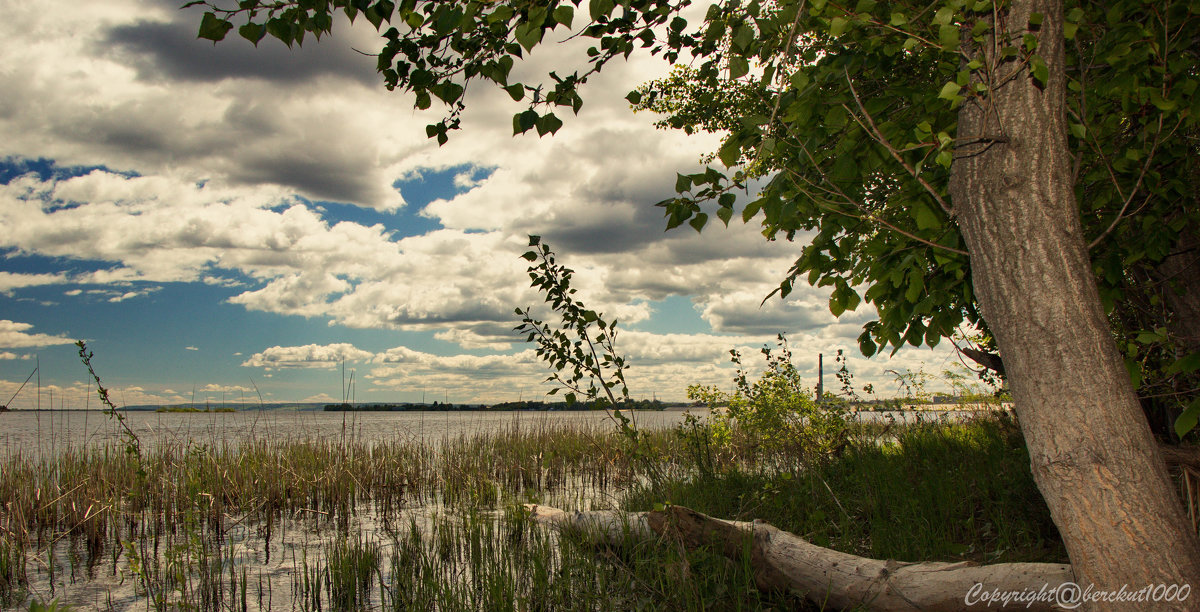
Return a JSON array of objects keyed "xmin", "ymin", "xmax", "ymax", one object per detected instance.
[
  {"xmin": 0, "ymin": 412, "xmax": 1068, "ymax": 610},
  {"xmin": 626, "ymin": 412, "xmax": 1066, "ymax": 564}
]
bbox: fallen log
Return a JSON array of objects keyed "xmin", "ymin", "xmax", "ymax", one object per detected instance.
[{"xmin": 527, "ymin": 504, "xmax": 1075, "ymax": 611}]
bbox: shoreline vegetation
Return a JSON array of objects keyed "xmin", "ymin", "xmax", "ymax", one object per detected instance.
[
  {"xmin": 0, "ymin": 394, "xmax": 1009, "ymax": 414},
  {"xmin": 0, "ymin": 407, "xmax": 1069, "ymax": 611},
  {"xmin": 153, "ymin": 406, "xmax": 236, "ymax": 414}
]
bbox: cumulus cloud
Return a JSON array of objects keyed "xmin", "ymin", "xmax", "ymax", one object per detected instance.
[
  {"xmin": 105, "ymin": 19, "xmax": 378, "ymax": 86},
  {"xmin": 0, "ymin": 320, "xmax": 75, "ymax": 349},
  {"xmin": 0, "ymin": 378, "xmax": 190, "ymax": 410},
  {"xmin": 0, "ymin": 271, "xmax": 68, "ymax": 294},
  {"xmin": 0, "ymin": 0, "xmax": 966, "ymax": 402},
  {"xmin": 242, "ymin": 343, "xmax": 375, "ymax": 369},
  {"xmin": 197, "ymin": 383, "xmax": 253, "ymax": 393}
]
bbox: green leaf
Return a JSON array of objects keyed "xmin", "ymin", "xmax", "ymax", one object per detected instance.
[
  {"xmin": 742, "ymin": 198, "xmax": 762, "ymax": 222},
  {"xmin": 515, "ymin": 22, "xmax": 542, "ymax": 52},
  {"xmin": 553, "ymin": 5, "xmax": 574, "ymax": 28},
  {"xmin": 199, "ymin": 12, "xmax": 234, "ymax": 42},
  {"xmin": 913, "ymin": 202, "xmax": 940, "ymax": 230},
  {"xmin": 1171, "ymin": 393, "xmax": 1200, "ymax": 436},
  {"xmin": 716, "ymin": 206, "xmax": 733, "ymax": 226},
  {"xmin": 889, "ymin": 12, "xmax": 907, "ymax": 26},
  {"xmin": 790, "ymin": 70, "xmax": 810, "ymax": 91},
  {"xmin": 939, "ymin": 24, "xmax": 959, "ymax": 49},
  {"xmin": 535, "ymin": 113, "xmax": 563, "ymax": 136},
  {"xmin": 844, "ymin": 287, "xmax": 861, "ymax": 311},
  {"xmin": 938, "ymin": 81, "xmax": 962, "ymax": 101},
  {"xmin": 415, "ymin": 90, "xmax": 431, "ymax": 110},
  {"xmin": 859, "ymin": 337, "xmax": 877, "ymax": 357},
  {"xmin": 1174, "ymin": 397, "xmax": 1200, "ymax": 438},
  {"xmin": 513, "ymin": 109, "xmax": 538, "ymax": 134},
  {"xmin": 238, "ymin": 22, "xmax": 265, "ymax": 45},
  {"xmin": 589, "ymin": 0, "xmax": 614, "ymax": 22},
  {"xmin": 1030, "ymin": 55, "xmax": 1049, "ymax": 87},
  {"xmin": 433, "ymin": 82, "xmax": 464, "ymax": 104},
  {"xmin": 829, "ymin": 293, "xmax": 846, "ymax": 317},
  {"xmin": 718, "ymin": 140, "xmax": 741, "ymax": 167},
  {"xmin": 829, "ymin": 17, "xmax": 848, "ymax": 37},
  {"xmin": 932, "ymin": 7, "xmax": 954, "ymax": 25},
  {"xmin": 505, "ymin": 84, "xmax": 524, "ymax": 101},
  {"xmin": 675, "ymin": 173, "xmax": 691, "ymax": 193},
  {"xmin": 1166, "ymin": 351, "xmax": 1200, "ymax": 377},
  {"xmin": 823, "ymin": 105, "xmax": 847, "ymax": 129},
  {"xmin": 1150, "ymin": 90, "xmax": 1178, "ymax": 112},
  {"xmin": 729, "ymin": 56, "xmax": 749, "ymax": 80},
  {"xmin": 689, "ymin": 212, "xmax": 708, "ymax": 233},
  {"xmin": 1069, "ymin": 122, "xmax": 1086, "ymax": 139},
  {"xmin": 734, "ymin": 24, "xmax": 754, "ymax": 51},
  {"xmin": 625, "ymin": 90, "xmax": 642, "ymax": 105},
  {"xmin": 904, "ymin": 272, "xmax": 924, "ymax": 302}
]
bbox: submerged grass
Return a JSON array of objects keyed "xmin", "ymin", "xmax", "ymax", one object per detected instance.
[{"xmin": 0, "ymin": 411, "xmax": 1067, "ymax": 610}]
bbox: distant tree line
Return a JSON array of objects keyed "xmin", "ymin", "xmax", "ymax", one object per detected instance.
[{"xmin": 323, "ymin": 399, "xmax": 669, "ymax": 412}]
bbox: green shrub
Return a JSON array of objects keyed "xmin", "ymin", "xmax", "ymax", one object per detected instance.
[{"xmin": 686, "ymin": 335, "xmax": 848, "ymax": 467}]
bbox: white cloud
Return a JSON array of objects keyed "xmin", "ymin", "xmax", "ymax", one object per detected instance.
[
  {"xmin": 0, "ymin": 378, "xmax": 190, "ymax": 410},
  {"xmin": 0, "ymin": 271, "xmax": 68, "ymax": 294},
  {"xmin": 185, "ymin": 346, "xmax": 199, "ymax": 351},
  {"xmin": 0, "ymin": 0, "xmax": 968, "ymax": 402},
  {"xmin": 0, "ymin": 351, "xmax": 33, "ymax": 360},
  {"xmin": 0, "ymin": 320, "xmax": 75, "ymax": 349},
  {"xmin": 242, "ymin": 343, "xmax": 375, "ymax": 369},
  {"xmin": 198, "ymin": 383, "xmax": 253, "ymax": 394}
]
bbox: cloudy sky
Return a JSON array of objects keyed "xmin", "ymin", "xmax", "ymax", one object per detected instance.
[{"xmin": 0, "ymin": 0, "xmax": 970, "ymax": 409}]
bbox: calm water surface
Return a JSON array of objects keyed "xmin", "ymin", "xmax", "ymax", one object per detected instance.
[
  {"xmin": 0, "ymin": 406, "xmax": 1001, "ymax": 458},
  {"xmin": 0, "ymin": 408, "xmax": 698, "ymax": 457}
]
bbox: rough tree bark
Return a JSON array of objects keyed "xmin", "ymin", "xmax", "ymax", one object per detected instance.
[{"xmin": 948, "ymin": 0, "xmax": 1200, "ymax": 602}]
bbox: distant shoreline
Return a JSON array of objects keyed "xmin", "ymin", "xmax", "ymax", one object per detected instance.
[{"xmin": 0, "ymin": 399, "xmax": 1011, "ymax": 413}]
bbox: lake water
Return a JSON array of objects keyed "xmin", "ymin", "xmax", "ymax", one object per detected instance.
[
  {"xmin": 0, "ymin": 408, "xmax": 700, "ymax": 457},
  {"xmin": 0, "ymin": 406, "xmax": 1004, "ymax": 458},
  {"xmin": 0, "ymin": 405, "xmax": 1006, "ymax": 610}
]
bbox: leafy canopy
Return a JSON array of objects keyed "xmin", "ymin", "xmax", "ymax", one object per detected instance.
[{"xmin": 188, "ymin": 0, "xmax": 1200, "ymax": 432}]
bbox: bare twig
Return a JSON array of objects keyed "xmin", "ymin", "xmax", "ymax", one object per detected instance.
[
  {"xmin": 1087, "ymin": 114, "xmax": 1171, "ymax": 250},
  {"xmin": 843, "ymin": 69, "xmax": 955, "ymax": 218}
]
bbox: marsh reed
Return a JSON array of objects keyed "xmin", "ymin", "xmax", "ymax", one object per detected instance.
[{"xmin": 0, "ymin": 411, "xmax": 1065, "ymax": 610}]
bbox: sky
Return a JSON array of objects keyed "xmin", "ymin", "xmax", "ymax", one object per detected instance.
[{"xmin": 0, "ymin": 0, "xmax": 973, "ymax": 409}]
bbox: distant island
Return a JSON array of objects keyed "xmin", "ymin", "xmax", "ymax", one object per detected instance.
[{"xmin": 155, "ymin": 406, "xmax": 236, "ymax": 413}]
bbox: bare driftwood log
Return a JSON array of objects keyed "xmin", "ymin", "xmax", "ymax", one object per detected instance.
[{"xmin": 527, "ymin": 504, "xmax": 1074, "ymax": 611}]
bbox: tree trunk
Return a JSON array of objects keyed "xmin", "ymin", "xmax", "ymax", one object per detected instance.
[
  {"xmin": 528, "ymin": 504, "xmax": 1075, "ymax": 611},
  {"xmin": 948, "ymin": 0, "xmax": 1200, "ymax": 603}
]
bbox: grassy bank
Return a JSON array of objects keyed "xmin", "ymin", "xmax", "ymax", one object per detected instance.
[{"xmin": 0, "ymin": 413, "xmax": 1063, "ymax": 610}]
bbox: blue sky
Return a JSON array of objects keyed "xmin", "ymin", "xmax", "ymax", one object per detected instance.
[{"xmin": 0, "ymin": 1, "xmax": 968, "ymax": 408}]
